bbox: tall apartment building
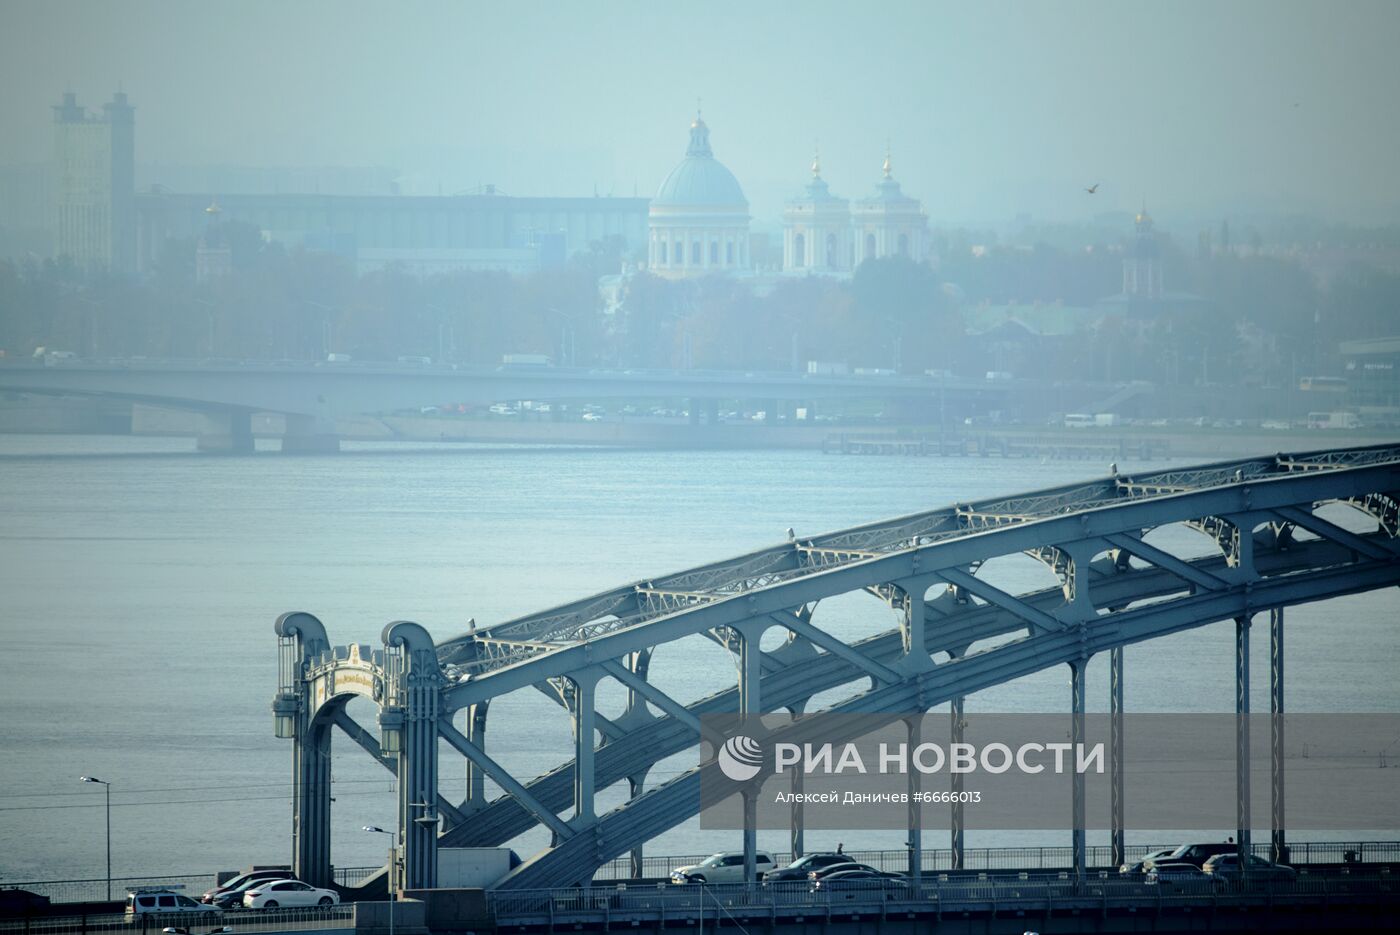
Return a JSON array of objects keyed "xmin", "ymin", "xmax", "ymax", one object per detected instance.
[{"xmin": 51, "ymin": 91, "xmax": 135, "ymax": 272}]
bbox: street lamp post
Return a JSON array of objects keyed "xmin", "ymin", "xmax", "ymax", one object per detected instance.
[
  {"xmin": 363, "ymin": 826, "xmax": 395, "ymax": 935},
  {"xmin": 80, "ymin": 776, "xmax": 111, "ymax": 900}
]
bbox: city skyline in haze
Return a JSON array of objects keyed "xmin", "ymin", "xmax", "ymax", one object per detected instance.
[{"xmin": 2, "ymin": 0, "xmax": 1398, "ymax": 228}]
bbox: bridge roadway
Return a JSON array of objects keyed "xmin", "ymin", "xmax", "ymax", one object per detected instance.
[
  {"xmin": 274, "ymin": 444, "xmax": 1400, "ymax": 896},
  {"xmin": 0, "ymin": 359, "xmax": 995, "ymax": 450},
  {"xmin": 486, "ymin": 872, "xmax": 1400, "ymax": 933}
]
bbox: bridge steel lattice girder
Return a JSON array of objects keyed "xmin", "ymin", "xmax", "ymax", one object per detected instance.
[
  {"xmin": 436, "ymin": 718, "xmax": 577, "ymax": 841},
  {"xmin": 288, "ymin": 450, "xmax": 1394, "ymax": 892},
  {"xmin": 495, "ymin": 548, "xmax": 1399, "ymax": 890},
  {"xmin": 443, "ymin": 460, "xmax": 1400, "ymax": 714},
  {"xmin": 433, "ymin": 448, "xmax": 1400, "ymax": 677},
  {"xmin": 432, "ymin": 535, "xmax": 1363, "ymax": 855}
]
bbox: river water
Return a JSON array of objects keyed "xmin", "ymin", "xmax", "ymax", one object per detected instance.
[{"xmin": 1, "ymin": 436, "xmax": 1395, "ymax": 883}]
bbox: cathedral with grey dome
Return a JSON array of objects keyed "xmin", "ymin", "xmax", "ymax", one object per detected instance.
[
  {"xmin": 648, "ymin": 114, "xmax": 929, "ymax": 279},
  {"xmin": 647, "ymin": 114, "xmax": 751, "ymax": 278}
]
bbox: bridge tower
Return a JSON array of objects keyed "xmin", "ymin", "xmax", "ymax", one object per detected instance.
[{"xmin": 272, "ymin": 614, "xmax": 443, "ymax": 893}]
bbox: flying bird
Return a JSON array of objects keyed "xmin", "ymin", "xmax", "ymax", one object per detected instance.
[{"xmin": 1084, "ymin": 183, "xmax": 1099, "ymax": 194}]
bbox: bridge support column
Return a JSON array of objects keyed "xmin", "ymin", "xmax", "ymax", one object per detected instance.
[
  {"xmin": 905, "ymin": 716, "xmax": 923, "ymax": 886},
  {"xmin": 462, "ymin": 703, "xmax": 488, "ymax": 815},
  {"xmin": 1271, "ymin": 607, "xmax": 1286, "ymax": 864},
  {"xmin": 273, "ymin": 613, "xmax": 332, "ymax": 888},
  {"xmin": 789, "ymin": 765, "xmax": 805, "ymax": 858},
  {"xmin": 1235, "ymin": 615, "xmax": 1252, "ymax": 861},
  {"xmin": 950, "ymin": 694, "xmax": 965, "ymax": 870},
  {"xmin": 688, "ymin": 401, "xmax": 701, "ymax": 426},
  {"xmin": 1070, "ymin": 658, "xmax": 1087, "ymax": 879},
  {"xmin": 1110, "ymin": 646, "xmax": 1125, "ymax": 870},
  {"xmin": 704, "ymin": 399, "xmax": 719, "ymax": 425},
  {"xmin": 282, "ymin": 414, "xmax": 340, "ymax": 454},
  {"xmin": 196, "ymin": 409, "xmax": 254, "ymax": 454},
  {"xmin": 628, "ymin": 773, "xmax": 647, "ymax": 878},
  {"xmin": 385, "ymin": 622, "xmax": 441, "ymax": 893},
  {"xmin": 569, "ymin": 672, "xmax": 600, "ymax": 825},
  {"xmin": 736, "ymin": 622, "xmax": 766, "ymax": 883},
  {"xmin": 897, "ymin": 580, "xmax": 937, "ymax": 673}
]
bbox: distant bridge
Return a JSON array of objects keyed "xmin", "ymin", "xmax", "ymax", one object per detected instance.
[
  {"xmin": 270, "ymin": 444, "xmax": 1400, "ymax": 893},
  {"xmin": 0, "ymin": 360, "xmax": 999, "ymax": 452}
]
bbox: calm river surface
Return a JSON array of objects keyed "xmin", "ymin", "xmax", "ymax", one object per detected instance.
[{"xmin": 1, "ymin": 435, "xmax": 1395, "ymax": 882}]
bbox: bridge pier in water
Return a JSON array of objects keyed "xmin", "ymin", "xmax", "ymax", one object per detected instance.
[
  {"xmin": 195, "ymin": 409, "xmax": 254, "ymax": 454},
  {"xmin": 281, "ymin": 414, "xmax": 340, "ymax": 454}
]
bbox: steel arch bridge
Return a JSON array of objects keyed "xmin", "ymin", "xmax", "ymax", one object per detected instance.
[{"xmin": 271, "ymin": 443, "xmax": 1400, "ymax": 893}]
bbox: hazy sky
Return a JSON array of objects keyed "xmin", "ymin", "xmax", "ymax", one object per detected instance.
[{"xmin": 3, "ymin": 0, "xmax": 1398, "ymax": 226}]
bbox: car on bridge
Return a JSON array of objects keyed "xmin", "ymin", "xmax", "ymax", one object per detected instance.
[
  {"xmin": 669, "ymin": 851, "xmax": 775, "ymax": 884},
  {"xmin": 125, "ymin": 888, "xmax": 222, "ymax": 919},
  {"xmin": 806, "ymin": 861, "xmax": 893, "ymax": 882},
  {"xmin": 241, "ymin": 880, "xmax": 340, "ymax": 908},
  {"xmin": 201, "ymin": 869, "xmax": 295, "ymax": 905},
  {"xmin": 1120, "ymin": 848, "xmax": 1177, "ymax": 875},
  {"xmin": 1143, "ymin": 861, "xmax": 1210, "ymax": 886},
  {"xmin": 762, "ymin": 852, "xmax": 851, "ymax": 882},
  {"xmin": 1202, "ymin": 853, "xmax": 1297, "ymax": 882},
  {"xmin": 1148, "ymin": 842, "xmax": 1238, "ymax": 869},
  {"xmin": 810, "ymin": 868, "xmax": 910, "ymax": 898}
]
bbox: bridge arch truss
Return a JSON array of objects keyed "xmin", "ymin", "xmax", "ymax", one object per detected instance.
[{"xmin": 270, "ymin": 444, "xmax": 1400, "ymax": 891}]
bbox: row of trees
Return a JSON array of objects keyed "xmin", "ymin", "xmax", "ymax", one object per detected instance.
[{"xmin": 1, "ymin": 222, "xmax": 1396, "ymax": 389}]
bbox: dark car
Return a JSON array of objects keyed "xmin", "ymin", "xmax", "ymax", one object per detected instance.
[
  {"xmin": 1202, "ymin": 853, "xmax": 1297, "ymax": 882},
  {"xmin": 806, "ymin": 862, "xmax": 884, "ymax": 881},
  {"xmin": 1144, "ymin": 861, "xmax": 1209, "ymax": 886},
  {"xmin": 763, "ymin": 853, "xmax": 851, "ymax": 882},
  {"xmin": 201, "ymin": 871, "xmax": 294, "ymax": 905},
  {"xmin": 1151, "ymin": 842, "xmax": 1238, "ymax": 869},
  {"xmin": 1120, "ymin": 848, "xmax": 1176, "ymax": 875},
  {"xmin": 812, "ymin": 869, "xmax": 910, "ymax": 899}
]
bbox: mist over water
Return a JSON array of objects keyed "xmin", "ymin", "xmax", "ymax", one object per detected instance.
[{"xmin": 0, "ymin": 439, "xmax": 1394, "ymax": 881}]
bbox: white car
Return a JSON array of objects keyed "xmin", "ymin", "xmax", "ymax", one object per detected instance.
[
  {"xmin": 670, "ymin": 851, "xmax": 776, "ymax": 884},
  {"xmin": 242, "ymin": 880, "xmax": 340, "ymax": 909}
]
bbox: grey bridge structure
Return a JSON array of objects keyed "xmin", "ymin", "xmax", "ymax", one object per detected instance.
[
  {"xmin": 0, "ymin": 360, "xmax": 996, "ymax": 452},
  {"xmin": 270, "ymin": 443, "xmax": 1400, "ymax": 894}
]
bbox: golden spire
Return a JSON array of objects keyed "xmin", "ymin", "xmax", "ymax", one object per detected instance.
[
  {"xmin": 811, "ymin": 143, "xmax": 821, "ymax": 178},
  {"xmin": 882, "ymin": 142, "xmax": 892, "ymax": 179},
  {"xmin": 204, "ymin": 197, "xmax": 222, "ymax": 216}
]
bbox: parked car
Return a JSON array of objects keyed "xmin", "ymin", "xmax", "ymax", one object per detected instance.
[
  {"xmin": 1201, "ymin": 853, "xmax": 1297, "ymax": 882},
  {"xmin": 763, "ymin": 852, "xmax": 850, "ymax": 882},
  {"xmin": 125, "ymin": 889, "xmax": 221, "ymax": 919},
  {"xmin": 201, "ymin": 870, "xmax": 294, "ymax": 904},
  {"xmin": 242, "ymin": 880, "xmax": 340, "ymax": 909},
  {"xmin": 669, "ymin": 851, "xmax": 776, "ymax": 884},
  {"xmin": 1120, "ymin": 848, "xmax": 1177, "ymax": 875}
]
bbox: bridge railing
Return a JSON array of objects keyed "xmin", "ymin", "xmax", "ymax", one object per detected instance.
[
  {"xmin": 5, "ymin": 869, "xmax": 380, "ymax": 906},
  {"xmin": 0, "ymin": 905, "xmax": 354, "ymax": 935},
  {"xmin": 490, "ymin": 872, "xmax": 1398, "ymax": 922},
  {"xmin": 591, "ymin": 840, "xmax": 1400, "ymax": 880}
]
